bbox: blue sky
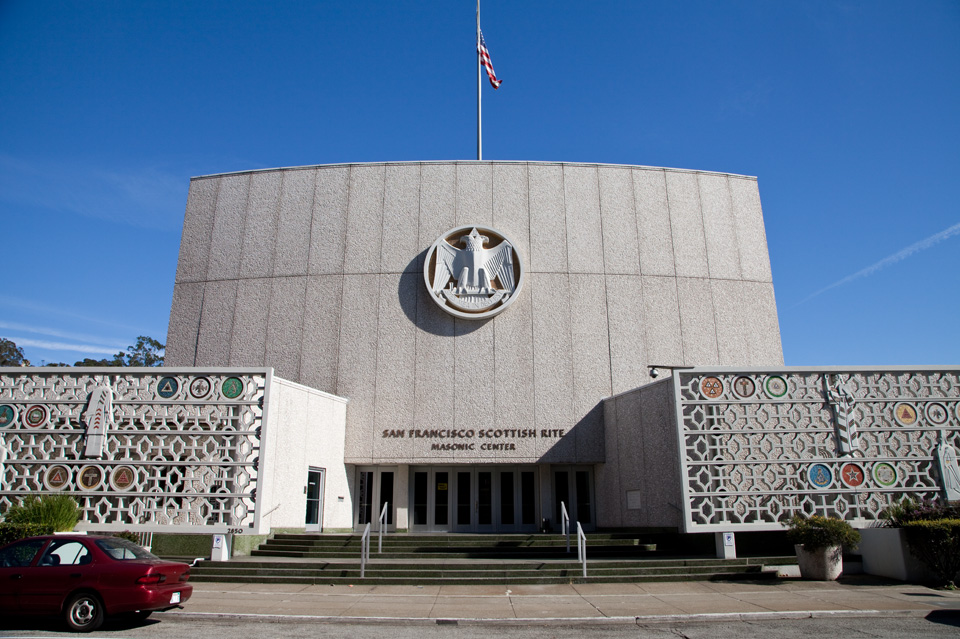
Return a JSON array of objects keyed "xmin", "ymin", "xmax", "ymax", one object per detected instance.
[{"xmin": 1, "ymin": 1, "xmax": 958, "ymax": 366}]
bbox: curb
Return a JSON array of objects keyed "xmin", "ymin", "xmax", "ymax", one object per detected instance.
[{"xmin": 155, "ymin": 608, "xmax": 935, "ymax": 626}]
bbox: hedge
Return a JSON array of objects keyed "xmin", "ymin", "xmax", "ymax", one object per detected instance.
[
  {"xmin": 0, "ymin": 523, "xmax": 56, "ymax": 547},
  {"xmin": 903, "ymin": 518, "xmax": 960, "ymax": 585}
]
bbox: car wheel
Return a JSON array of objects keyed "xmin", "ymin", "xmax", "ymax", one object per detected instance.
[{"xmin": 64, "ymin": 592, "xmax": 105, "ymax": 632}]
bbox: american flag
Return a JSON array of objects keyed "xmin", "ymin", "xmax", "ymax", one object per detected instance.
[{"xmin": 478, "ymin": 29, "xmax": 501, "ymax": 89}]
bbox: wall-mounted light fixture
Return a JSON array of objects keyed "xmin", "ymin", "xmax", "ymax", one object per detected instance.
[{"xmin": 648, "ymin": 365, "xmax": 694, "ymax": 379}]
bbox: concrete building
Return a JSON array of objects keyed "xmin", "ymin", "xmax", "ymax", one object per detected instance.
[
  {"xmin": 163, "ymin": 160, "xmax": 783, "ymax": 533},
  {"xmin": 4, "ymin": 161, "xmax": 952, "ymax": 550}
]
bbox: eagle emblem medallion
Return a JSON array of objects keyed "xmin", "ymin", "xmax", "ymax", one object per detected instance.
[{"xmin": 424, "ymin": 225, "xmax": 524, "ymax": 319}]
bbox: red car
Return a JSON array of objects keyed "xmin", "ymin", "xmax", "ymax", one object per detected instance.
[{"xmin": 0, "ymin": 534, "xmax": 192, "ymax": 631}]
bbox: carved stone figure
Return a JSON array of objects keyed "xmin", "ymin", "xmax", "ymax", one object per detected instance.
[{"xmin": 424, "ymin": 226, "xmax": 523, "ymax": 319}]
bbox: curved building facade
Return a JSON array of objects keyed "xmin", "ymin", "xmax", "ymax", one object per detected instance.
[{"xmin": 165, "ymin": 161, "xmax": 783, "ymax": 532}]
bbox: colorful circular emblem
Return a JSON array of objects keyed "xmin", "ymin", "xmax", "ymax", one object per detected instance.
[
  {"xmin": 221, "ymin": 377, "xmax": 244, "ymax": 399},
  {"xmin": 157, "ymin": 376, "xmax": 180, "ymax": 399},
  {"xmin": 699, "ymin": 376, "xmax": 724, "ymax": 399},
  {"xmin": 893, "ymin": 402, "xmax": 918, "ymax": 426},
  {"xmin": 424, "ymin": 225, "xmax": 525, "ymax": 320},
  {"xmin": 109, "ymin": 465, "xmax": 138, "ymax": 491},
  {"xmin": 764, "ymin": 376, "xmax": 788, "ymax": 398},
  {"xmin": 808, "ymin": 463, "xmax": 833, "ymax": 489},
  {"xmin": 732, "ymin": 376, "xmax": 756, "ymax": 399},
  {"xmin": 840, "ymin": 462, "xmax": 865, "ymax": 488},
  {"xmin": 0, "ymin": 404, "xmax": 16, "ymax": 428},
  {"xmin": 872, "ymin": 462, "xmax": 898, "ymax": 487},
  {"xmin": 925, "ymin": 402, "xmax": 949, "ymax": 426},
  {"xmin": 23, "ymin": 405, "xmax": 50, "ymax": 428},
  {"xmin": 43, "ymin": 465, "xmax": 71, "ymax": 491},
  {"xmin": 190, "ymin": 376, "xmax": 212, "ymax": 399},
  {"xmin": 77, "ymin": 465, "xmax": 103, "ymax": 491}
]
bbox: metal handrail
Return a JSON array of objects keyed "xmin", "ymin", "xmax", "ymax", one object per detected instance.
[
  {"xmin": 560, "ymin": 502, "xmax": 570, "ymax": 552},
  {"xmin": 360, "ymin": 522, "xmax": 371, "ymax": 578},
  {"xmin": 576, "ymin": 522, "xmax": 587, "ymax": 578},
  {"xmin": 378, "ymin": 502, "xmax": 389, "ymax": 553}
]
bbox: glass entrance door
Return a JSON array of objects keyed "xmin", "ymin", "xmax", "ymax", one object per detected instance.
[
  {"xmin": 412, "ymin": 466, "xmax": 538, "ymax": 533},
  {"xmin": 355, "ymin": 467, "xmax": 395, "ymax": 531},
  {"xmin": 553, "ymin": 466, "xmax": 594, "ymax": 531},
  {"xmin": 305, "ymin": 467, "xmax": 325, "ymax": 532}
]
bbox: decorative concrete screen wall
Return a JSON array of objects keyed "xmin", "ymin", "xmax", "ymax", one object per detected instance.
[
  {"xmin": 0, "ymin": 368, "xmax": 349, "ymax": 534},
  {"xmin": 674, "ymin": 367, "xmax": 960, "ymax": 532}
]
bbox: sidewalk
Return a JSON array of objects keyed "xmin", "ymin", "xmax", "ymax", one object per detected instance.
[{"xmin": 158, "ymin": 577, "xmax": 960, "ymax": 625}]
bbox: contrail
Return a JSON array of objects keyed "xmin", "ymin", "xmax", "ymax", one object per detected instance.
[{"xmin": 795, "ymin": 221, "xmax": 960, "ymax": 306}]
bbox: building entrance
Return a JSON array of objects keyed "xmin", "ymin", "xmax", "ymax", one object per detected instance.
[
  {"xmin": 409, "ymin": 466, "xmax": 539, "ymax": 533},
  {"xmin": 355, "ymin": 466, "xmax": 395, "ymax": 531}
]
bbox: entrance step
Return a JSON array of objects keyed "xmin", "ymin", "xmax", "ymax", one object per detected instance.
[{"xmin": 190, "ymin": 533, "xmax": 794, "ymax": 585}]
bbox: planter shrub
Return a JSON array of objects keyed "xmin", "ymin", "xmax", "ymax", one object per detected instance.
[
  {"xmin": 786, "ymin": 515, "xmax": 860, "ymax": 551},
  {"xmin": 903, "ymin": 519, "xmax": 960, "ymax": 586},
  {"xmin": 2, "ymin": 494, "xmax": 79, "ymax": 532}
]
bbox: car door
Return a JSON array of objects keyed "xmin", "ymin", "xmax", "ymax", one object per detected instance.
[
  {"xmin": 0, "ymin": 538, "xmax": 49, "ymax": 613},
  {"xmin": 17, "ymin": 539, "xmax": 98, "ymax": 615}
]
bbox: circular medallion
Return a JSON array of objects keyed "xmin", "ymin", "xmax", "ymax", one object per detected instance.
[
  {"xmin": 423, "ymin": 225, "xmax": 524, "ymax": 320},
  {"xmin": 43, "ymin": 465, "xmax": 71, "ymax": 490},
  {"xmin": 764, "ymin": 376, "xmax": 788, "ymax": 398},
  {"xmin": 872, "ymin": 462, "xmax": 898, "ymax": 487},
  {"xmin": 925, "ymin": 402, "xmax": 949, "ymax": 426},
  {"xmin": 221, "ymin": 377, "xmax": 244, "ymax": 399},
  {"xmin": 808, "ymin": 463, "xmax": 833, "ymax": 489},
  {"xmin": 699, "ymin": 376, "xmax": 724, "ymax": 399},
  {"xmin": 0, "ymin": 404, "xmax": 17, "ymax": 428},
  {"xmin": 732, "ymin": 376, "xmax": 756, "ymax": 399},
  {"xmin": 190, "ymin": 376, "xmax": 212, "ymax": 399},
  {"xmin": 109, "ymin": 465, "xmax": 138, "ymax": 491},
  {"xmin": 893, "ymin": 402, "xmax": 918, "ymax": 426},
  {"xmin": 840, "ymin": 462, "xmax": 865, "ymax": 488},
  {"xmin": 77, "ymin": 465, "xmax": 103, "ymax": 491},
  {"xmin": 157, "ymin": 376, "xmax": 180, "ymax": 399},
  {"xmin": 23, "ymin": 405, "xmax": 50, "ymax": 429}
]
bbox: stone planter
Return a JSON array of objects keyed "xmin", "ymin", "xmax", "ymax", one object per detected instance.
[
  {"xmin": 859, "ymin": 527, "xmax": 934, "ymax": 582},
  {"xmin": 795, "ymin": 544, "xmax": 843, "ymax": 580}
]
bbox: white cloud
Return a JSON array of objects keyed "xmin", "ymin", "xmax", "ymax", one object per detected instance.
[
  {"xmin": 0, "ymin": 153, "xmax": 186, "ymax": 231},
  {"xmin": 797, "ymin": 221, "xmax": 960, "ymax": 305},
  {"xmin": 0, "ymin": 296, "xmax": 160, "ymax": 335},
  {"xmin": 0, "ymin": 321, "xmax": 127, "ymax": 349},
  {"xmin": 9, "ymin": 337, "xmax": 123, "ymax": 356}
]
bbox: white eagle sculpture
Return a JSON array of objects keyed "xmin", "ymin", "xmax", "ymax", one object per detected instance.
[{"xmin": 428, "ymin": 227, "xmax": 518, "ymax": 316}]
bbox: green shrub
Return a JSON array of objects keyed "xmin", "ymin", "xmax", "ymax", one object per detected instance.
[
  {"xmin": 903, "ymin": 519, "xmax": 960, "ymax": 586},
  {"xmin": 0, "ymin": 523, "xmax": 55, "ymax": 547},
  {"xmin": 786, "ymin": 514, "xmax": 860, "ymax": 551},
  {"xmin": 2, "ymin": 495, "xmax": 79, "ymax": 532},
  {"xmin": 881, "ymin": 497, "xmax": 960, "ymax": 527}
]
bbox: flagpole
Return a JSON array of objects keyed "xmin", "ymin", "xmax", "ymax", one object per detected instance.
[{"xmin": 477, "ymin": 0, "xmax": 482, "ymax": 161}]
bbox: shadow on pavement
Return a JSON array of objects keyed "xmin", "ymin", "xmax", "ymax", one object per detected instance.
[
  {"xmin": 925, "ymin": 610, "xmax": 960, "ymax": 628},
  {"xmin": 0, "ymin": 614, "xmax": 162, "ymax": 633}
]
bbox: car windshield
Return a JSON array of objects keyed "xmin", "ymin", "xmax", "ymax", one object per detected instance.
[{"xmin": 95, "ymin": 537, "xmax": 159, "ymax": 561}]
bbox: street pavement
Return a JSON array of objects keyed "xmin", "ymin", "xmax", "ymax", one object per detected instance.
[{"xmin": 157, "ymin": 577, "xmax": 960, "ymax": 626}]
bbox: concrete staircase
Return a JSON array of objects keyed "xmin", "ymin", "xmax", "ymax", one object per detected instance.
[{"xmin": 188, "ymin": 533, "xmax": 794, "ymax": 585}]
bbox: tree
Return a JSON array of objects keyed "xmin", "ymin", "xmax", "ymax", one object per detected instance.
[
  {"xmin": 123, "ymin": 335, "xmax": 164, "ymax": 367},
  {"xmin": 74, "ymin": 357, "xmax": 122, "ymax": 367},
  {"xmin": 0, "ymin": 338, "xmax": 29, "ymax": 366},
  {"xmin": 73, "ymin": 336, "xmax": 164, "ymax": 367}
]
